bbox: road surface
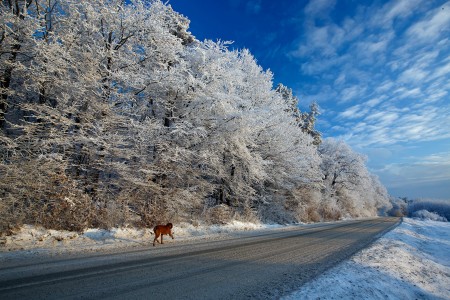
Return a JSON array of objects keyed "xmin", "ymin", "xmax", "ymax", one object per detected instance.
[{"xmin": 0, "ymin": 217, "xmax": 400, "ymax": 299}]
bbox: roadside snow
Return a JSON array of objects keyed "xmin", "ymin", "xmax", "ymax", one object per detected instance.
[
  {"xmin": 284, "ymin": 218, "xmax": 450, "ymax": 300},
  {"xmin": 0, "ymin": 220, "xmax": 283, "ymax": 261}
]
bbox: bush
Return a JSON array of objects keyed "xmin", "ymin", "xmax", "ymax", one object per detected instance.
[
  {"xmin": 412, "ymin": 210, "xmax": 447, "ymax": 222},
  {"xmin": 205, "ymin": 204, "xmax": 233, "ymax": 225},
  {"xmin": 387, "ymin": 197, "xmax": 408, "ymax": 217},
  {"xmin": 407, "ymin": 199, "xmax": 450, "ymax": 220}
]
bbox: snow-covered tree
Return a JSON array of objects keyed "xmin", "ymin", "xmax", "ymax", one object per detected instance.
[
  {"xmin": 319, "ymin": 139, "xmax": 390, "ymax": 218},
  {"xmin": 301, "ymin": 102, "xmax": 322, "ymax": 145},
  {"xmin": 0, "ymin": 0, "xmax": 392, "ymax": 233},
  {"xmin": 275, "ymin": 83, "xmax": 302, "ymax": 126}
]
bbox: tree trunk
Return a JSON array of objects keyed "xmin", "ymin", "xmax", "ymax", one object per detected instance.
[{"xmin": 0, "ymin": 44, "xmax": 20, "ymax": 129}]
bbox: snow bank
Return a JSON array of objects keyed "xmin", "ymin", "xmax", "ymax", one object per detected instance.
[
  {"xmin": 175, "ymin": 220, "xmax": 282, "ymax": 238},
  {"xmin": 284, "ymin": 218, "xmax": 450, "ymax": 299},
  {"xmin": 0, "ymin": 221, "xmax": 282, "ymax": 258}
]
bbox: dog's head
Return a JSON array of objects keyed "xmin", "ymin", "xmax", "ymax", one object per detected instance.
[{"xmin": 166, "ymin": 223, "xmax": 173, "ymax": 229}]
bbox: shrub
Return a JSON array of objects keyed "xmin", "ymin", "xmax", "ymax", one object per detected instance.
[
  {"xmin": 412, "ymin": 210, "xmax": 447, "ymax": 222},
  {"xmin": 407, "ymin": 198, "xmax": 450, "ymax": 220},
  {"xmin": 205, "ymin": 204, "xmax": 233, "ymax": 224},
  {"xmin": 387, "ymin": 197, "xmax": 408, "ymax": 217}
]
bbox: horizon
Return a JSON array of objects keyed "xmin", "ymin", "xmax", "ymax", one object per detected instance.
[{"xmin": 169, "ymin": 0, "xmax": 450, "ymax": 200}]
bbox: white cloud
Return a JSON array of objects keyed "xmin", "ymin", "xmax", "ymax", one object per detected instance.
[
  {"xmin": 406, "ymin": 4, "xmax": 450, "ymax": 42},
  {"xmin": 396, "ymin": 87, "xmax": 422, "ymax": 99},
  {"xmin": 339, "ymin": 104, "xmax": 370, "ymax": 119},
  {"xmin": 339, "ymin": 86, "xmax": 367, "ymax": 103},
  {"xmin": 293, "ymin": 24, "xmax": 344, "ymax": 58},
  {"xmin": 424, "ymin": 83, "xmax": 448, "ymax": 103},
  {"xmin": 429, "ymin": 60, "xmax": 450, "ymax": 80},
  {"xmin": 304, "ymin": 0, "xmax": 336, "ymax": 16},
  {"xmin": 345, "ymin": 104, "xmax": 450, "ymax": 147},
  {"xmin": 361, "ymin": 39, "xmax": 388, "ymax": 54},
  {"xmin": 334, "ymin": 73, "xmax": 346, "ymax": 86},
  {"xmin": 376, "ymin": 153, "xmax": 450, "ymax": 188},
  {"xmin": 371, "ymin": 0, "xmax": 423, "ymax": 28},
  {"xmin": 299, "ymin": 54, "xmax": 349, "ymax": 75},
  {"xmin": 399, "ymin": 67, "xmax": 429, "ymax": 83},
  {"xmin": 366, "ymin": 97, "xmax": 384, "ymax": 107},
  {"xmin": 294, "ymin": 0, "xmax": 450, "ymax": 147},
  {"xmin": 375, "ymin": 81, "xmax": 394, "ymax": 93},
  {"xmin": 422, "ymin": 151, "xmax": 450, "ymax": 165}
]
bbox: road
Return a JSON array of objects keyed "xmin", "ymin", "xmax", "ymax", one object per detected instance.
[{"xmin": 0, "ymin": 217, "xmax": 400, "ymax": 299}]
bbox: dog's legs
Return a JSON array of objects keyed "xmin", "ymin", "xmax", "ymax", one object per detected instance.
[{"xmin": 153, "ymin": 233, "xmax": 160, "ymax": 246}]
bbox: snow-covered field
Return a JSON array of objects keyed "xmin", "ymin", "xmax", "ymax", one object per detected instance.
[
  {"xmin": 284, "ymin": 218, "xmax": 450, "ymax": 300},
  {"xmin": 1, "ymin": 218, "xmax": 449, "ymax": 299}
]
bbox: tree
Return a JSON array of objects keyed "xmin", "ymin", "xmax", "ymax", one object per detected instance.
[
  {"xmin": 301, "ymin": 102, "xmax": 322, "ymax": 145},
  {"xmin": 319, "ymin": 139, "xmax": 390, "ymax": 218},
  {"xmin": 0, "ymin": 0, "xmax": 39, "ymax": 129},
  {"xmin": 0, "ymin": 0, "xmax": 392, "ymax": 232},
  {"xmin": 275, "ymin": 83, "xmax": 302, "ymax": 125},
  {"xmin": 275, "ymin": 84, "xmax": 322, "ymax": 145}
]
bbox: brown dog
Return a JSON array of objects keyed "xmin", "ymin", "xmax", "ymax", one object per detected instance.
[{"xmin": 153, "ymin": 223, "xmax": 174, "ymax": 246}]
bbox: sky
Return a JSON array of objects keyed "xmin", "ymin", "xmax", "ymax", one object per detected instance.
[{"xmin": 168, "ymin": 0, "xmax": 450, "ymax": 200}]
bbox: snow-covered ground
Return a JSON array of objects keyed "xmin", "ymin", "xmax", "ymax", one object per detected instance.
[
  {"xmin": 0, "ymin": 221, "xmax": 283, "ymax": 260},
  {"xmin": 1, "ymin": 218, "xmax": 449, "ymax": 299},
  {"xmin": 284, "ymin": 218, "xmax": 450, "ymax": 300}
]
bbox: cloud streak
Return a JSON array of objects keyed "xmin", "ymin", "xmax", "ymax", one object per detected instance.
[
  {"xmin": 293, "ymin": 0, "xmax": 450, "ymax": 147},
  {"xmin": 292, "ymin": 0, "xmax": 450, "ymax": 198}
]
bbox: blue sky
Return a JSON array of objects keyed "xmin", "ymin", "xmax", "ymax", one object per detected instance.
[{"xmin": 169, "ymin": 0, "xmax": 450, "ymax": 200}]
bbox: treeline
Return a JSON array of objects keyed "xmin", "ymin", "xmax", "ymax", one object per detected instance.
[{"xmin": 0, "ymin": 0, "xmax": 390, "ymax": 233}]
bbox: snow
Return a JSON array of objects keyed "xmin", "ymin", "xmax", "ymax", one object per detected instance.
[
  {"xmin": 283, "ymin": 218, "xmax": 450, "ymax": 300},
  {"xmin": 0, "ymin": 221, "xmax": 283, "ymax": 260},
  {"xmin": 1, "ymin": 218, "xmax": 449, "ymax": 299}
]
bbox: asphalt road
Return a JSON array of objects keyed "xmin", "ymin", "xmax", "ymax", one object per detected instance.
[{"xmin": 0, "ymin": 217, "xmax": 400, "ymax": 299}]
